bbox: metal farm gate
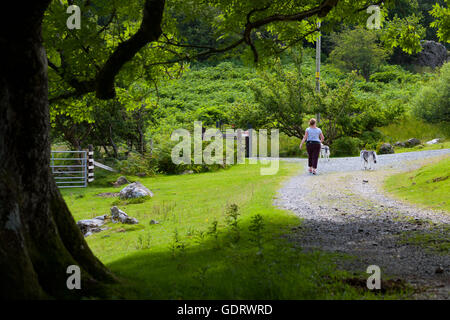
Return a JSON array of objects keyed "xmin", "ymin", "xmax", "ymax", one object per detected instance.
[{"xmin": 50, "ymin": 150, "xmax": 88, "ymax": 188}]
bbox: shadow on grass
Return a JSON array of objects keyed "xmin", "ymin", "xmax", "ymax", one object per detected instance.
[{"xmin": 103, "ymin": 218, "xmax": 411, "ymax": 300}]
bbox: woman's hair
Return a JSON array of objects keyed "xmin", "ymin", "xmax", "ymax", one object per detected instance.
[{"xmin": 309, "ymin": 118, "xmax": 316, "ymax": 126}]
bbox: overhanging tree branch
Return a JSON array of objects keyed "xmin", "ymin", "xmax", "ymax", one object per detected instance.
[
  {"xmin": 50, "ymin": 0, "xmax": 342, "ymax": 102},
  {"xmin": 96, "ymin": 0, "xmax": 165, "ymax": 99}
]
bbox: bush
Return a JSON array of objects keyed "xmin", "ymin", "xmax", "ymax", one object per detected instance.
[
  {"xmin": 153, "ymin": 139, "xmax": 233, "ymax": 175},
  {"xmin": 278, "ymin": 134, "xmax": 305, "ymax": 157},
  {"xmin": 369, "ymin": 65, "xmax": 406, "ymax": 83},
  {"xmin": 412, "ymin": 62, "xmax": 450, "ymax": 123},
  {"xmin": 331, "ymin": 137, "xmax": 362, "ymax": 157},
  {"xmin": 360, "ymin": 130, "xmax": 384, "ymax": 150},
  {"xmin": 116, "ymin": 152, "xmax": 158, "ymax": 176},
  {"xmin": 377, "ymin": 116, "xmax": 448, "ymax": 142}
]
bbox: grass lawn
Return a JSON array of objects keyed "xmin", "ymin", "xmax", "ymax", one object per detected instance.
[
  {"xmin": 63, "ymin": 161, "xmax": 407, "ymax": 299},
  {"xmin": 385, "ymin": 156, "xmax": 450, "ymax": 212}
]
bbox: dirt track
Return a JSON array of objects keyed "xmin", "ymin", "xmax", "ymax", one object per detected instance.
[{"xmin": 274, "ymin": 149, "xmax": 450, "ymax": 299}]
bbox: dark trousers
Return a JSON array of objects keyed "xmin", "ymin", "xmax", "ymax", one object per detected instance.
[{"xmin": 306, "ymin": 142, "xmax": 321, "ymax": 169}]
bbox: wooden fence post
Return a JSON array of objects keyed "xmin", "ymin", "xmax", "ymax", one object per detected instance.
[{"xmin": 88, "ymin": 145, "xmax": 94, "ymax": 183}]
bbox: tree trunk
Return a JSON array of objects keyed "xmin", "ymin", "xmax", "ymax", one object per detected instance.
[{"xmin": 0, "ymin": 2, "xmax": 115, "ymax": 299}]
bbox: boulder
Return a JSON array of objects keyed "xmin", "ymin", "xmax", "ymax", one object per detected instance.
[
  {"xmin": 113, "ymin": 176, "xmax": 130, "ymax": 187},
  {"xmin": 119, "ymin": 181, "xmax": 153, "ymax": 199},
  {"xmin": 426, "ymin": 138, "xmax": 442, "ymax": 145},
  {"xmin": 136, "ymin": 172, "xmax": 147, "ymax": 177},
  {"xmin": 414, "ymin": 40, "xmax": 447, "ymax": 69},
  {"xmin": 378, "ymin": 143, "xmax": 394, "ymax": 154},
  {"xmin": 394, "ymin": 141, "xmax": 406, "ymax": 148},
  {"xmin": 110, "ymin": 206, "xmax": 139, "ymax": 224},
  {"xmin": 77, "ymin": 215, "xmax": 109, "ymax": 237},
  {"xmin": 405, "ymin": 138, "xmax": 421, "ymax": 147}
]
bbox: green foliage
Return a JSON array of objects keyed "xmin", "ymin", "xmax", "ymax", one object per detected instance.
[
  {"xmin": 116, "ymin": 152, "xmax": 158, "ymax": 176},
  {"xmin": 378, "ymin": 116, "xmax": 449, "ymax": 142},
  {"xmin": 207, "ymin": 219, "xmax": 220, "ymax": 249},
  {"xmin": 370, "ymin": 65, "xmax": 408, "ymax": 83},
  {"xmin": 248, "ymin": 214, "xmax": 265, "ymax": 252},
  {"xmin": 169, "ymin": 228, "xmax": 186, "ymax": 259},
  {"xmin": 135, "ymin": 231, "xmax": 152, "ymax": 250},
  {"xmin": 112, "ymin": 196, "xmax": 152, "ymax": 206},
  {"xmin": 329, "ymin": 27, "xmax": 388, "ymax": 80},
  {"xmin": 360, "ymin": 130, "xmax": 385, "ymax": 150},
  {"xmin": 239, "ymin": 50, "xmax": 315, "ymax": 139},
  {"xmin": 380, "ymin": 14, "xmax": 426, "ymax": 54},
  {"xmin": 412, "ymin": 62, "xmax": 450, "ymax": 123},
  {"xmin": 430, "ymin": 0, "xmax": 450, "ymax": 43},
  {"xmin": 331, "ymin": 137, "xmax": 362, "ymax": 157},
  {"xmin": 225, "ymin": 203, "xmax": 240, "ymax": 243},
  {"xmin": 316, "ymin": 74, "xmax": 389, "ymax": 144},
  {"xmin": 278, "ymin": 134, "xmax": 305, "ymax": 157}
]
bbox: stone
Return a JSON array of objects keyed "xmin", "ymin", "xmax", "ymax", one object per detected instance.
[
  {"xmin": 110, "ymin": 206, "xmax": 139, "ymax": 224},
  {"xmin": 136, "ymin": 172, "xmax": 147, "ymax": 177},
  {"xmin": 181, "ymin": 170, "xmax": 194, "ymax": 175},
  {"xmin": 405, "ymin": 138, "xmax": 421, "ymax": 147},
  {"xmin": 77, "ymin": 217, "xmax": 107, "ymax": 237},
  {"xmin": 378, "ymin": 143, "xmax": 394, "ymax": 154},
  {"xmin": 113, "ymin": 176, "xmax": 130, "ymax": 187},
  {"xmin": 435, "ymin": 266, "xmax": 444, "ymax": 274},
  {"xmin": 119, "ymin": 181, "xmax": 153, "ymax": 199},
  {"xmin": 150, "ymin": 219, "xmax": 159, "ymax": 225},
  {"xmin": 394, "ymin": 141, "xmax": 406, "ymax": 148},
  {"xmin": 426, "ymin": 138, "xmax": 442, "ymax": 145},
  {"xmin": 414, "ymin": 40, "xmax": 448, "ymax": 69}
]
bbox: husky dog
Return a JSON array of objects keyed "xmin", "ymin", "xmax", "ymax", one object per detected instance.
[
  {"xmin": 360, "ymin": 150, "xmax": 377, "ymax": 170},
  {"xmin": 320, "ymin": 143, "xmax": 330, "ymax": 161}
]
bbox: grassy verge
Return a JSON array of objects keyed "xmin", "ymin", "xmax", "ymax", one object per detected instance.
[
  {"xmin": 63, "ymin": 162, "xmax": 407, "ymax": 299},
  {"xmin": 394, "ymin": 141, "xmax": 450, "ymax": 154},
  {"xmin": 384, "ymin": 156, "xmax": 450, "ymax": 212},
  {"xmin": 377, "ymin": 117, "xmax": 449, "ymax": 143}
]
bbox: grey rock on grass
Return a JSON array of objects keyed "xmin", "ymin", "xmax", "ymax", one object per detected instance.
[
  {"xmin": 110, "ymin": 206, "xmax": 139, "ymax": 224},
  {"xmin": 77, "ymin": 215, "xmax": 109, "ymax": 237},
  {"xmin": 119, "ymin": 181, "xmax": 153, "ymax": 199}
]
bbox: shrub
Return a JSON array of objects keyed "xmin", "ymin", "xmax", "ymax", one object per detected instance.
[
  {"xmin": 412, "ymin": 62, "xmax": 450, "ymax": 123},
  {"xmin": 116, "ymin": 152, "xmax": 157, "ymax": 176},
  {"xmin": 331, "ymin": 137, "xmax": 362, "ymax": 157},
  {"xmin": 369, "ymin": 65, "xmax": 406, "ymax": 83},
  {"xmin": 360, "ymin": 130, "xmax": 384, "ymax": 150},
  {"xmin": 278, "ymin": 134, "xmax": 305, "ymax": 157}
]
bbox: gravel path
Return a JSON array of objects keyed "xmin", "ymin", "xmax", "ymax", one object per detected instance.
[{"xmin": 273, "ymin": 149, "xmax": 450, "ymax": 299}]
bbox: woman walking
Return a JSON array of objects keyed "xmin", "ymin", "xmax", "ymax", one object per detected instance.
[{"xmin": 299, "ymin": 118, "xmax": 324, "ymax": 175}]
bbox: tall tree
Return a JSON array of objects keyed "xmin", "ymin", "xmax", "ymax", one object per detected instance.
[{"xmin": 329, "ymin": 26, "xmax": 388, "ymax": 80}]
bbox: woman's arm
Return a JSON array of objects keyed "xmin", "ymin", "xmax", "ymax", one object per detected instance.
[
  {"xmin": 319, "ymin": 132, "xmax": 324, "ymax": 143},
  {"xmin": 299, "ymin": 130, "xmax": 308, "ymax": 149}
]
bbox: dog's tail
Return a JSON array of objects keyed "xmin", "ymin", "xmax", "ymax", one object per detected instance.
[{"xmin": 373, "ymin": 151, "xmax": 377, "ymax": 163}]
